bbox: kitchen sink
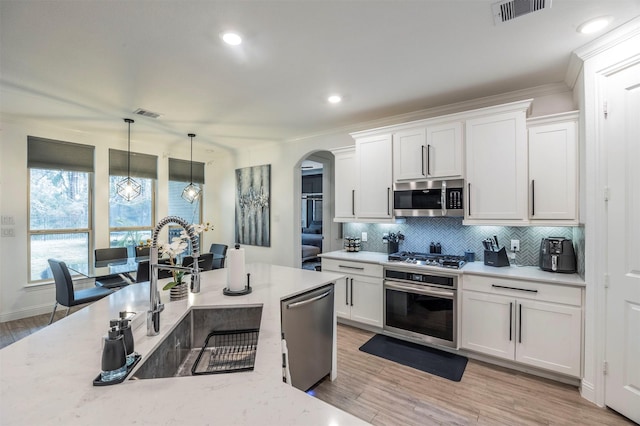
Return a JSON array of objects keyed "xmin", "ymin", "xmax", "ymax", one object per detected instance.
[{"xmin": 130, "ymin": 305, "xmax": 263, "ymax": 380}]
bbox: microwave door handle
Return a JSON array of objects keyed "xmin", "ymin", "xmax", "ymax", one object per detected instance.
[{"xmin": 441, "ymin": 180, "xmax": 447, "ymax": 216}]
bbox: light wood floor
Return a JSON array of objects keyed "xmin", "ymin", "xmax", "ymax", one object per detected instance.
[
  {"xmin": 1, "ymin": 314, "xmax": 634, "ymax": 425},
  {"xmin": 311, "ymin": 324, "xmax": 634, "ymax": 426}
]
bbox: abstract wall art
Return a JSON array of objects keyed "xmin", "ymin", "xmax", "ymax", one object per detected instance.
[{"xmin": 235, "ymin": 164, "xmax": 270, "ymax": 247}]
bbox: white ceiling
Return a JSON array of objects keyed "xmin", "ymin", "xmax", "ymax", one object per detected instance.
[{"xmin": 2, "ymin": 1, "xmax": 639, "ymax": 152}]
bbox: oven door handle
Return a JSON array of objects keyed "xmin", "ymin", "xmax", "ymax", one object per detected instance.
[{"xmin": 384, "ymin": 281, "xmax": 455, "ymax": 298}]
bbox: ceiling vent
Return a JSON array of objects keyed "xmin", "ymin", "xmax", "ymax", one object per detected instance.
[
  {"xmin": 133, "ymin": 108, "xmax": 162, "ymax": 119},
  {"xmin": 492, "ymin": 0, "xmax": 551, "ymax": 24}
]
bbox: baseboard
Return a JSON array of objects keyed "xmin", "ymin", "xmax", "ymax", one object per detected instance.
[
  {"xmin": 580, "ymin": 379, "xmax": 599, "ymax": 405},
  {"xmin": 0, "ymin": 303, "xmax": 54, "ymax": 323}
]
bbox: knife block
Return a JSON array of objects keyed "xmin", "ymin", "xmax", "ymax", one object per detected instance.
[{"xmin": 484, "ymin": 247, "xmax": 510, "ymax": 267}]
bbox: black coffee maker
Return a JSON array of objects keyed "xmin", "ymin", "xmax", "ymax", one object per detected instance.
[{"xmin": 539, "ymin": 237, "xmax": 576, "ymax": 273}]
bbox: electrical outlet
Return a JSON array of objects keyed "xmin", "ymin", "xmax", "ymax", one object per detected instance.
[
  {"xmin": 361, "ymin": 232, "xmax": 368, "ymax": 242},
  {"xmin": 1, "ymin": 228, "xmax": 15, "ymax": 238},
  {"xmin": 382, "ymin": 233, "xmax": 388, "ymax": 243},
  {"xmin": 511, "ymin": 239, "xmax": 520, "ymax": 252}
]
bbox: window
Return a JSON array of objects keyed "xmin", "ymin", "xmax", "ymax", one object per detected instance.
[
  {"xmin": 168, "ymin": 158, "xmax": 204, "ymax": 224},
  {"xmin": 109, "ymin": 149, "xmax": 157, "ymax": 255},
  {"xmin": 168, "ymin": 158, "xmax": 204, "ymax": 255},
  {"xmin": 27, "ymin": 137, "xmax": 94, "ymax": 282}
]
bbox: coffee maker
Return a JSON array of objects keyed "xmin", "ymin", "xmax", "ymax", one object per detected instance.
[{"xmin": 539, "ymin": 237, "xmax": 576, "ymax": 273}]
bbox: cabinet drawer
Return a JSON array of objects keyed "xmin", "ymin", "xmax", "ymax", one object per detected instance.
[
  {"xmin": 462, "ymin": 274, "xmax": 582, "ymax": 306},
  {"xmin": 322, "ymin": 258, "xmax": 383, "ymax": 278}
]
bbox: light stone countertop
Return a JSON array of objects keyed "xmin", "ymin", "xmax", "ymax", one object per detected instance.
[
  {"xmin": 0, "ymin": 263, "xmax": 369, "ymax": 426},
  {"xmin": 320, "ymin": 250, "xmax": 585, "ymax": 287}
]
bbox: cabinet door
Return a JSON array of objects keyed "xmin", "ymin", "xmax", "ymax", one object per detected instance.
[
  {"xmin": 465, "ymin": 111, "xmax": 528, "ymax": 221},
  {"xmin": 334, "ymin": 276, "xmax": 351, "ymax": 319},
  {"xmin": 528, "ymin": 120, "xmax": 577, "ymax": 221},
  {"xmin": 393, "ymin": 128, "xmax": 427, "ymax": 181},
  {"xmin": 356, "ymin": 134, "xmax": 393, "ymax": 218},
  {"xmin": 350, "ymin": 275, "xmax": 383, "ymax": 327},
  {"xmin": 516, "ymin": 300, "xmax": 582, "ymax": 377},
  {"xmin": 460, "ymin": 291, "xmax": 514, "ymax": 360},
  {"xmin": 333, "ymin": 148, "xmax": 356, "ymax": 220},
  {"xmin": 426, "ymin": 121, "xmax": 463, "ymax": 179}
]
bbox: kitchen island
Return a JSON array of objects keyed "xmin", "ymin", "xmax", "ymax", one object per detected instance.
[{"xmin": 0, "ymin": 263, "xmax": 368, "ymax": 426}]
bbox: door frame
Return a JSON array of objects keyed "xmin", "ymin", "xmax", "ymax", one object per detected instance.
[{"xmin": 578, "ymin": 18, "xmax": 640, "ymax": 407}]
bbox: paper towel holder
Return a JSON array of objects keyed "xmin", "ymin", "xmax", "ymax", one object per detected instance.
[{"xmin": 223, "ymin": 273, "xmax": 252, "ymax": 296}]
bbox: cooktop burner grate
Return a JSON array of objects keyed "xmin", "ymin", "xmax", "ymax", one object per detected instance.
[{"xmin": 388, "ymin": 251, "xmax": 466, "ymax": 269}]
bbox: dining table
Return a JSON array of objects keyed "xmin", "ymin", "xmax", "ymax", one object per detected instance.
[{"xmin": 67, "ymin": 257, "xmax": 148, "ymax": 280}]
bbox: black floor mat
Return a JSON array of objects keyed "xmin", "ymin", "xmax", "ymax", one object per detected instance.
[{"xmin": 359, "ymin": 334, "xmax": 468, "ymax": 382}]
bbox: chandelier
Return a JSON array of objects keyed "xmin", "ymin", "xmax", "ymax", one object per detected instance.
[{"xmin": 116, "ymin": 118, "xmax": 141, "ymax": 201}]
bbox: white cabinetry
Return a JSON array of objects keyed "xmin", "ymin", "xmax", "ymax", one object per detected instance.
[
  {"xmin": 527, "ymin": 111, "xmax": 579, "ymax": 224},
  {"xmin": 393, "ymin": 127, "xmax": 427, "ymax": 181},
  {"xmin": 425, "ymin": 121, "xmax": 463, "ymax": 179},
  {"xmin": 393, "ymin": 121, "xmax": 463, "ymax": 182},
  {"xmin": 354, "ymin": 133, "xmax": 393, "ymax": 219},
  {"xmin": 461, "ymin": 275, "xmax": 582, "ymax": 378},
  {"xmin": 331, "ymin": 147, "xmax": 356, "ymax": 221},
  {"xmin": 321, "ymin": 258, "xmax": 383, "ymax": 328},
  {"xmin": 465, "ymin": 100, "xmax": 531, "ymax": 225}
]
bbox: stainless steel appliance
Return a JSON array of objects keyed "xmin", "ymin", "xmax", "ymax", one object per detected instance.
[
  {"xmin": 383, "ymin": 255, "xmax": 460, "ymax": 348},
  {"xmin": 393, "ymin": 179, "xmax": 464, "ymax": 217},
  {"xmin": 388, "ymin": 251, "xmax": 466, "ymax": 269},
  {"xmin": 539, "ymin": 237, "xmax": 576, "ymax": 273},
  {"xmin": 281, "ymin": 284, "xmax": 334, "ymax": 391}
]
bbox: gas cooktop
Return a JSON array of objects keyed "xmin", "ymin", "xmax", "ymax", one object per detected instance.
[{"xmin": 387, "ymin": 251, "xmax": 466, "ymax": 269}]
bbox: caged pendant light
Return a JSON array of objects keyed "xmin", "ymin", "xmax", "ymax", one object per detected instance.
[
  {"xmin": 116, "ymin": 118, "xmax": 142, "ymax": 201},
  {"xmin": 181, "ymin": 133, "xmax": 201, "ymax": 203}
]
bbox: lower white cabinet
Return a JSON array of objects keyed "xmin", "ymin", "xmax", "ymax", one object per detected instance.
[
  {"xmin": 322, "ymin": 258, "xmax": 383, "ymax": 328},
  {"xmin": 461, "ymin": 275, "xmax": 582, "ymax": 378}
]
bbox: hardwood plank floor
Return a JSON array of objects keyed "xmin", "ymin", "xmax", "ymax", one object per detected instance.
[
  {"xmin": 1, "ymin": 313, "xmax": 634, "ymax": 425},
  {"xmin": 311, "ymin": 324, "xmax": 634, "ymax": 426}
]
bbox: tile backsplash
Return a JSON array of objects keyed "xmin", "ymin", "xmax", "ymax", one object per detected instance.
[{"xmin": 343, "ymin": 218, "xmax": 584, "ymax": 275}]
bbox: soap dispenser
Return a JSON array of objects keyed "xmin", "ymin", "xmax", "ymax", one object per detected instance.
[
  {"xmin": 118, "ymin": 316, "xmax": 135, "ymax": 367},
  {"xmin": 100, "ymin": 326, "xmax": 127, "ymax": 382}
]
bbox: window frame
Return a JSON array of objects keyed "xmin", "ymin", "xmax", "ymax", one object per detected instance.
[
  {"xmin": 27, "ymin": 168, "xmax": 94, "ymax": 283},
  {"xmin": 108, "ymin": 175, "xmax": 156, "ymax": 253}
]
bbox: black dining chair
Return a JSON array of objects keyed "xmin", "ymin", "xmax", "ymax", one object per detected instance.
[
  {"xmin": 48, "ymin": 259, "xmax": 114, "ymax": 325},
  {"xmin": 209, "ymin": 244, "xmax": 228, "ymax": 269},
  {"xmin": 135, "ymin": 246, "xmax": 150, "ymax": 258},
  {"xmin": 136, "ymin": 259, "xmax": 173, "ymax": 282},
  {"xmin": 94, "ymin": 247, "xmax": 130, "ymax": 289},
  {"xmin": 182, "ymin": 253, "xmax": 214, "ymax": 271}
]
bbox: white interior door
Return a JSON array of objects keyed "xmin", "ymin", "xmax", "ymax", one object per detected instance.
[{"xmin": 604, "ymin": 61, "xmax": 640, "ymax": 424}]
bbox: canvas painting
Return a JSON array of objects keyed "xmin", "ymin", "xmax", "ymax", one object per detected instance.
[{"xmin": 235, "ymin": 164, "xmax": 270, "ymax": 247}]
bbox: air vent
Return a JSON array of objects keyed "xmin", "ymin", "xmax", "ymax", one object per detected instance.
[
  {"xmin": 133, "ymin": 108, "xmax": 162, "ymax": 119},
  {"xmin": 492, "ymin": 0, "xmax": 551, "ymax": 24}
]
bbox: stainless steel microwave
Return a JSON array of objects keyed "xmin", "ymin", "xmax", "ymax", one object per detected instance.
[{"xmin": 393, "ymin": 179, "xmax": 464, "ymax": 217}]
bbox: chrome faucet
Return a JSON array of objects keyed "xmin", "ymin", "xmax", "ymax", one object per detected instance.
[{"xmin": 147, "ymin": 216, "xmax": 201, "ymax": 336}]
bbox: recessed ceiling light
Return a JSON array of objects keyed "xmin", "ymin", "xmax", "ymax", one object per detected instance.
[
  {"xmin": 327, "ymin": 95, "xmax": 342, "ymax": 104},
  {"xmin": 221, "ymin": 32, "xmax": 242, "ymax": 45},
  {"xmin": 577, "ymin": 16, "xmax": 612, "ymax": 34}
]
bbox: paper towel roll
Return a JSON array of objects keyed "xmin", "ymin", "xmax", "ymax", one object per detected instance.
[{"xmin": 227, "ymin": 245, "xmax": 246, "ymax": 291}]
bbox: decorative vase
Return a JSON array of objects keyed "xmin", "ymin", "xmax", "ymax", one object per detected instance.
[{"xmin": 169, "ymin": 282, "xmax": 188, "ymax": 301}]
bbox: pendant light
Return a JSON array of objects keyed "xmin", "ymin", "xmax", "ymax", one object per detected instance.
[
  {"xmin": 181, "ymin": 133, "xmax": 201, "ymax": 203},
  {"xmin": 116, "ymin": 118, "xmax": 142, "ymax": 201}
]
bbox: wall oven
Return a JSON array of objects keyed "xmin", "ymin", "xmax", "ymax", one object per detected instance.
[
  {"xmin": 393, "ymin": 179, "xmax": 464, "ymax": 217},
  {"xmin": 383, "ymin": 267, "xmax": 458, "ymax": 348}
]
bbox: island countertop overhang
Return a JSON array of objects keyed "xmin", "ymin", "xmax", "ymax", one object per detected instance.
[{"xmin": 0, "ymin": 263, "xmax": 367, "ymax": 426}]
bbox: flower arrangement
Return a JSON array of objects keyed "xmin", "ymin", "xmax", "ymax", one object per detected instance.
[{"xmin": 158, "ymin": 222, "xmax": 211, "ymax": 291}]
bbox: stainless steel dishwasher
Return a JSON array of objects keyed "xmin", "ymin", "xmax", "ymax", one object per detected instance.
[{"xmin": 281, "ymin": 283, "xmax": 334, "ymax": 391}]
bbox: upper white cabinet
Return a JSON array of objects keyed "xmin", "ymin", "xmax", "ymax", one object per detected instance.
[
  {"xmin": 331, "ymin": 146, "xmax": 356, "ymax": 221},
  {"xmin": 393, "ymin": 121, "xmax": 463, "ymax": 182},
  {"xmin": 354, "ymin": 133, "xmax": 393, "ymax": 220},
  {"xmin": 425, "ymin": 121, "xmax": 463, "ymax": 179},
  {"xmin": 527, "ymin": 112, "xmax": 579, "ymax": 224},
  {"xmin": 393, "ymin": 127, "xmax": 427, "ymax": 181},
  {"xmin": 464, "ymin": 100, "xmax": 532, "ymax": 225}
]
